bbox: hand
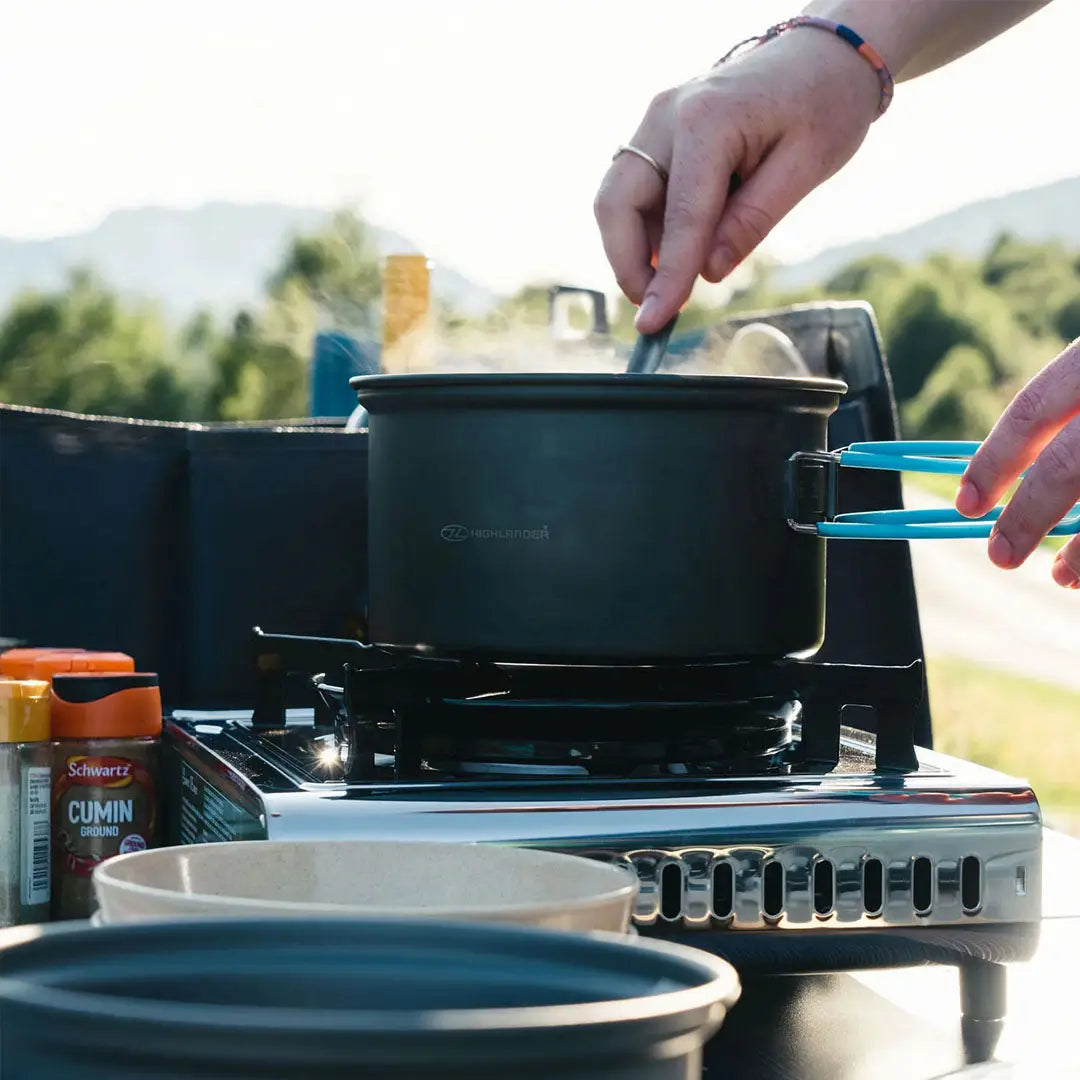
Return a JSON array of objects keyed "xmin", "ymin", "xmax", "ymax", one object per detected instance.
[
  {"xmin": 593, "ymin": 28, "xmax": 881, "ymax": 334},
  {"xmin": 957, "ymin": 338, "xmax": 1080, "ymax": 586}
]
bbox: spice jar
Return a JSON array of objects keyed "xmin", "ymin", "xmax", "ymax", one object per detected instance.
[
  {"xmin": 31, "ymin": 651, "xmax": 134, "ymax": 682},
  {"xmin": 0, "ymin": 679, "xmax": 52, "ymax": 926},
  {"xmin": 50, "ymin": 672, "xmax": 161, "ymax": 921},
  {"xmin": 0, "ymin": 648, "xmax": 86, "ymax": 679}
]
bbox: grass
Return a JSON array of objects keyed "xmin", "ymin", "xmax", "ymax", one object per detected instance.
[
  {"xmin": 899, "ymin": 476, "xmax": 1074, "ymax": 824},
  {"xmin": 927, "ymin": 656, "xmax": 1080, "ymax": 831},
  {"xmin": 903, "ymin": 475, "xmax": 1067, "ymax": 551}
]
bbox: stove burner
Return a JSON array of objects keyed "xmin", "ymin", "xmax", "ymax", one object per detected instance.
[
  {"xmin": 409, "ymin": 697, "xmax": 798, "ymax": 779},
  {"xmin": 250, "ymin": 629, "xmax": 928, "ymax": 781}
]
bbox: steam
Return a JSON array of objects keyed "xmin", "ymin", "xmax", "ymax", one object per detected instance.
[
  {"xmin": 373, "ymin": 263, "xmax": 810, "ymax": 376},
  {"xmin": 430, "ymin": 322, "xmax": 624, "ymax": 374},
  {"xmin": 666, "ymin": 322, "xmax": 811, "ymax": 377},
  {"xmin": 420, "ymin": 319, "xmax": 810, "ymax": 377}
]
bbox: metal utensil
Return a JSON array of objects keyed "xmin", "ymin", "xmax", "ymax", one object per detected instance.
[{"xmin": 625, "ymin": 314, "xmax": 679, "ymax": 374}]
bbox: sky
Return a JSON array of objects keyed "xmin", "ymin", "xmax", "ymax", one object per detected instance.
[{"xmin": 1, "ymin": 0, "xmax": 1079, "ymax": 296}]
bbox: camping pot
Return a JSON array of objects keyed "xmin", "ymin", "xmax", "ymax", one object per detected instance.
[
  {"xmin": 352, "ymin": 359, "xmax": 1080, "ymax": 664},
  {"xmin": 353, "ymin": 369, "xmax": 844, "ymax": 661},
  {"xmin": 0, "ymin": 917, "xmax": 740, "ymax": 1080}
]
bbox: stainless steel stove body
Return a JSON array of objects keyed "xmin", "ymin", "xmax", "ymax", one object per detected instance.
[{"xmin": 163, "ymin": 631, "xmax": 1043, "ymax": 982}]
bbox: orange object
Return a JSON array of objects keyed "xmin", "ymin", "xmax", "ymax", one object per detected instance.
[
  {"xmin": 30, "ymin": 651, "xmax": 134, "ymax": 683},
  {"xmin": 382, "ymin": 254, "xmax": 433, "ymax": 372},
  {"xmin": 0, "ymin": 648, "xmax": 85, "ymax": 680},
  {"xmin": 49, "ymin": 673, "xmax": 161, "ymax": 740},
  {"xmin": 0, "ymin": 679, "xmax": 50, "ymax": 743}
]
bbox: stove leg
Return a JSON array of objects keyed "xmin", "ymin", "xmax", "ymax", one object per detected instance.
[{"xmin": 959, "ymin": 959, "xmax": 1006, "ymax": 1064}]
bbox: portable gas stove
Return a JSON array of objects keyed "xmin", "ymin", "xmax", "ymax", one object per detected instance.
[{"xmin": 163, "ymin": 628, "xmax": 1042, "ymax": 1059}]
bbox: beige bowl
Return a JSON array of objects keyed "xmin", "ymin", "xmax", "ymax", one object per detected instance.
[{"xmin": 92, "ymin": 840, "xmax": 639, "ymax": 932}]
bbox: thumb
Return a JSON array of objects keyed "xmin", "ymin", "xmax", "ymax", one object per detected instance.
[{"xmin": 703, "ymin": 143, "xmax": 819, "ymax": 282}]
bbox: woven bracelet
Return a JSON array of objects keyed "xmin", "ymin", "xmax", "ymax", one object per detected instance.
[{"xmin": 716, "ymin": 15, "xmax": 894, "ymax": 118}]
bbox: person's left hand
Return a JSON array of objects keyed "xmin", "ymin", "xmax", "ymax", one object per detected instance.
[{"xmin": 957, "ymin": 337, "xmax": 1080, "ymax": 587}]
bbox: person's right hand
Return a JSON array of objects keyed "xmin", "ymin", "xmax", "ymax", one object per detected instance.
[{"xmin": 594, "ymin": 28, "xmax": 884, "ymax": 333}]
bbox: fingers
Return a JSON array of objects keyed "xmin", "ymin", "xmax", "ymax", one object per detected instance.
[
  {"xmin": 986, "ymin": 413, "xmax": 1080, "ymax": 569},
  {"xmin": 1052, "ymin": 537, "xmax": 1080, "ymax": 589},
  {"xmin": 703, "ymin": 142, "xmax": 814, "ymax": 282},
  {"xmin": 957, "ymin": 340, "xmax": 1080, "ymax": 519},
  {"xmin": 636, "ymin": 111, "xmax": 738, "ymax": 333},
  {"xmin": 594, "ymin": 158, "xmax": 666, "ymax": 305}
]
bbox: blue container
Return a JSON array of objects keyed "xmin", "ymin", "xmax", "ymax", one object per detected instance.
[{"xmin": 310, "ymin": 331, "xmax": 380, "ymax": 418}]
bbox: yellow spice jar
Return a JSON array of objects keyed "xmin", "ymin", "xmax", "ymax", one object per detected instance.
[{"xmin": 0, "ymin": 679, "xmax": 51, "ymax": 926}]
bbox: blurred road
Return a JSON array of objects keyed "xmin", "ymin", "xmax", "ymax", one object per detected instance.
[{"xmin": 904, "ymin": 487, "xmax": 1080, "ymax": 691}]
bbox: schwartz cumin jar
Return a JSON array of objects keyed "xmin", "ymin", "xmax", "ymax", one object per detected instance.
[{"xmin": 50, "ymin": 672, "xmax": 162, "ymax": 921}]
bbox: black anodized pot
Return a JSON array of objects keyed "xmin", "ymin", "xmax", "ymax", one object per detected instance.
[{"xmin": 352, "ymin": 371, "xmax": 846, "ymax": 663}]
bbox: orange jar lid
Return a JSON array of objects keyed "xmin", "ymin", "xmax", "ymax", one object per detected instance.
[
  {"xmin": 0, "ymin": 679, "xmax": 51, "ymax": 743},
  {"xmin": 31, "ymin": 651, "xmax": 134, "ymax": 682},
  {"xmin": 50, "ymin": 673, "xmax": 161, "ymax": 740},
  {"xmin": 0, "ymin": 648, "xmax": 86, "ymax": 680}
]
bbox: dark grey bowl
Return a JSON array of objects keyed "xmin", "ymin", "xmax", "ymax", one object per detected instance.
[{"xmin": 0, "ymin": 917, "xmax": 740, "ymax": 1079}]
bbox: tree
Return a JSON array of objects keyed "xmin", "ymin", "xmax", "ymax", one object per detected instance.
[
  {"xmin": 981, "ymin": 234, "xmax": 1079, "ymax": 337},
  {"xmin": 204, "ymin": 310, "xmax": 306, "ymax": 421},
  {"xmin": 884, "ymin": 281, "xmax": 975, "ymax": 403},
  {"xmin": 1054, "ymin": 295, "xmax": 1080, "ymax": 343},
  {"xmin": 0, "ymin": 269, "xmax": 198, "ymax": 420},
  {"xmin": 266, "ymin": 209, "xmax": 382, "ymax": 344},
  {"xmin": 0, "ymin": 209, "xmax": 391, "ymax": 423},
  {"xmin": 903, "ymin": 345, "xmax": 1001, "ymax": 440},
  {"xmin": 825, "ymin": 254, "xmax": 905, "ymax": 296}
]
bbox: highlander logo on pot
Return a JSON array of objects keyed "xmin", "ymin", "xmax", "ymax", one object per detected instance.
[{"xmin": 440, "ymin": 524, "xmax": 550, "ymax": 542}]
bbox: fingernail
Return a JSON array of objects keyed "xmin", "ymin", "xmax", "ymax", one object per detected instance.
[
  {"xmin": 634, "ymin": 296, "xmax": 657, "ymax": 330},
  {"xmin": 955, "ymin": 479, "xmax": 981, "ymax": 517},
  {"xmin": 1052, "ymin": 556, "xmax": 1079, "ymax": 589},
  {"xmin": 988, "ymin": 530, "xmax": 1014, "ymax": 568}
]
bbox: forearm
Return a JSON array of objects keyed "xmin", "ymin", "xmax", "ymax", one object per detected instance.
[{"xmin": 801, "ymin": 0, "xmax": 1053, "ymax": 81}]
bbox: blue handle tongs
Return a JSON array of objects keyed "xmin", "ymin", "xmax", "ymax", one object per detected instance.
[{"xmin": 787, "ymin": 441, "xmax": 1080, "ymax": 539}]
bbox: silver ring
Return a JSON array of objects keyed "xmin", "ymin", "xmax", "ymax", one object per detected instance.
[{"xmin": 613, "ymin": 144, "xmax": 668, "ymax": 184}]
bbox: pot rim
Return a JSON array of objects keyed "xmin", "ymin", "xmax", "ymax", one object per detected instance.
[
  {"xmin": 0, "ymin": 917, "xmax": 742, "ymax": 1043},
  {"xmin": 91, "ymin": 839, "xmax": 640, "ymax": 922},
  {"xmin": 350, "ymin": 371, "xmax": 848, "ymax": 395}
]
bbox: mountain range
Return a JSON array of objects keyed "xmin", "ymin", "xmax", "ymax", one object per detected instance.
[
  {"xmin": 0, "ymin": 177, "xmax": 1078, "ymax": 322},
  {"xmin": 772, "ymin": 176, "xmax": 1080, "ymax": 288},
  {"xmin": 0, "ymin": 203, "xmax": 499, "ymax": 321}
]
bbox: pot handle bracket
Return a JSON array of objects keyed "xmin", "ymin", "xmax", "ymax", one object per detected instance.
[{"xmin": 787, "ymin": 440, "xmax": 1080, "ymax": 539}]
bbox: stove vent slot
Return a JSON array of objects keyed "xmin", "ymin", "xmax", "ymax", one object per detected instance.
[
  {"xmin": 660, "ymin": 861, "xmax": 683, "ymax": 921},
  {"xmin": 912, "ymin": 857, "xmax": 933, "ymax": 915},
  {"xmin": 762, "ymin": 860, "xmax": 784, "ymax": 919},
  {"xmin": 711, "ymin": 861, "xmax": 734, "ymax": 920},
  {"xmin": 863, "ymin": 858, "xmax": 884, "ymax": 916},
  {"xmin": 813, "ymin": 859, "xmax": 834, "ymax": 916},
  {"xmin": 961, "ymin": 855, "xmax": 982, "ymax": 913}
]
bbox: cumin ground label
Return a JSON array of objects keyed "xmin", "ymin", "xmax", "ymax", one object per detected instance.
[{"xmin": 51, "ymin": 739, "xmax": 159, "ymax": 920}]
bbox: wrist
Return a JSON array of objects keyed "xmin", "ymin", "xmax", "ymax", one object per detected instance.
[
  {"xmin": 799, "ymin": 1, "xmax": 921, "ymax": 78},
  {"xmin": 723, "ymin": 18, "xmax": 889, "ymax": 122},
  {"xmin": 802, "ymin": 0, "xmax": 1053, "ymax": 83}
]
